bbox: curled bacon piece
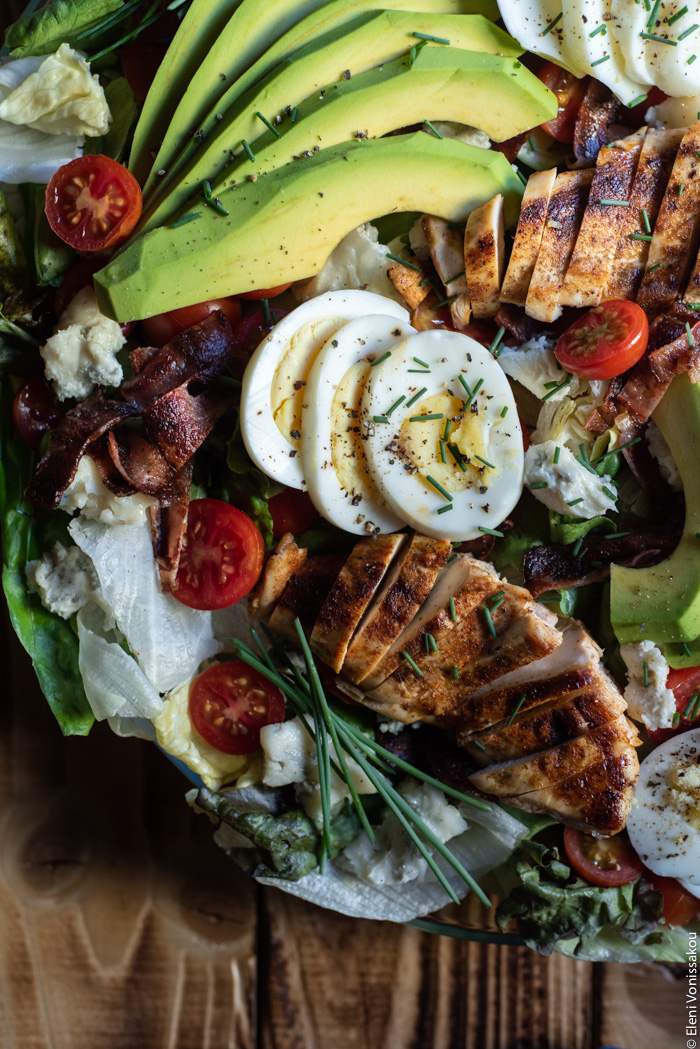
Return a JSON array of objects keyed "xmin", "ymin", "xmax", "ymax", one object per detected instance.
[
  {"xmin": 143, "ymin": 384, "xmax": 235, "ymax": 467},
  {"xmin": 648, "ymin": 319, "xmax": 700, "ymax": 384},
  {"xmin": 573, "ymin": 81, "xmax": 624, "ymax": 166},
  {"xmin": 25, "ymin": 391, "xmax": 136, "ymax": 510},
  {"xmin": 89, "ymin": 432, "xmax": 138, "ymax": 497},
  {"xmin": 150, "ymin": 460, "xmax": 193, "ymax": 592},
  {"xmin": 106, "ymin": 429, "xmax": 173, "ymax": 495}
]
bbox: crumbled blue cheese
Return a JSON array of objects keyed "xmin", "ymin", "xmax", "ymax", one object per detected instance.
[
  {"xmin": 260, "ymin": 716, "xmax": 376, "ymax": 820},
  {"xmin": 26, "ymin": 541, "xmax": 97, "ymax": 619},
  {"xmin": 524, "ymin": 441, "xmax": 616, "ymax": 518},
  {"xmin": 41, "ymin": 286, "xmax": 125, "ymax": 401},
  {"xmin": 620, "ymin": 640, "xmax": 676, "ymax": 731},
  {"xmin": 293, "ymin": 223, "xmax": 401, "ymax": 303},
  {"xmin": 60, "ymin": 454, "xmax": 154, "ymax": 525}
]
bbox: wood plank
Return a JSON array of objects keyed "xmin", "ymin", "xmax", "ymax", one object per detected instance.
[{"xmin": 599, "ymin": 962, "xmax": 690, "ymax": 1048}]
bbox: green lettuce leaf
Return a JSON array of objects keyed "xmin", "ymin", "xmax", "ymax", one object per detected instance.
[
  {"xmin": 5, "ymin": 0, "xmax": 124, "ymax": 58},
  {"xmin": 101, "ymin": 76, "xmax": 138, "ymax": 163},
  {"xmin": 194, "ymin": 787, "xmax": 360, "ymax": 881},
  {"xmin": 0, "ymin": 190, "xmax": 28, "ymax": 295},
  {"xmin": 0, "ymin": 380, "xmax": 93, "ymax": 735}
]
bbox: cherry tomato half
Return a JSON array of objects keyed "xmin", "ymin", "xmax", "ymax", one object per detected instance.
[
  {"xmin": 141, "ymin": 297, "xmax": 242, "ymax": 347},
  {"xmin": 12, "ymin": 375, "xmax": 63, "ymax": 451},
  {"xmin": 554, "ymin": 300, "xmax": 649, "ymax": 380},
  {"xmin": 563, "ymin": 826, "xmax": 644, "ymax": 887},
  {"xmin": 173, "ymin": 498, "xmax": 264, "ymax": 611},
  {"xmin": 647, "ymin": 665, "xmax": 700, "ymax": 745},
  {"xmin": 649, "ymin": 874, "xmax": 700, "ymax": 926},
  {"xmin": 537, "ymin": 62, "xmax": 587, "ymax": 144},
  {"xmin": 189, "ymin": 660, "xmax": 285, "ymax": 754},
  {"xmin": 45, "ymin": 155, "xmax": 142, "ymax": 252},
  {"xmin": 237, "ymin": 283, "xmax": 292, "ymax": 300},
  {"xmin": 268, "ymin": 488, "xmax": 320, "ymax": 536},
  {"xmin": 229, "ymin": 306, "xmax": 288, "ymax": 375}
]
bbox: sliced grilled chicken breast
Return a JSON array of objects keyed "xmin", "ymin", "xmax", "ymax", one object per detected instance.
[
  {"xmin": 468, "ymin": 714, "xmax": 638, "ymax": 797},
  {"xmin": 559, "ymin": 130, "xmax": 644, "ymax": 309},
  {"xmin": 525, "ymin": 169, "xmax": 594, "ymax": 322},
  {"xmin": 638, "ymin": 121, "xmax": 700, "ymax": 312},
  {"xmin": 387, "ymin": 259, "xmax": 430, "ymax": 310},
  {"xmin": 464, "ymin": 194, "xmax": 505, "ymax": 319},
  {"xmin": 310, "ymin": 533, "xmax": 406, "ymax": 673},
  {"xmin": 267, "ymin": 553, "xmax": 345, "ymax": 643},
  {"xmin": 249, "ymin": 533, "xmax": 307, "ymax": 620},
  {"xmin": 500, "ymin": 167, "xmax": 557, "ymax": 307},
  {"xmin": 422, "ymin": 215, "xmax": 471, "ymax": 329},
  {"xmin": 604, "ymin": 128, "xmax": 682, "ymax": 301},
  {"xmin": 342, "ymin": 534, "xmax": 451, "ymax": 685}
]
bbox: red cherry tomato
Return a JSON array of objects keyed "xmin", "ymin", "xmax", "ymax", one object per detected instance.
[
  {"xmin": 537, "ymin": 62, "xmax": 588, "ymax": 143},
  {"xmin": 649, "ymin": 875, "xmax": 700, "ymax": 926},
  {"xmin": 45, "ymin": 155, "xmax": 142, "ymax": 252},
  {"xmin": 120, "ymin": 40, "xmax": 168, "ymax": 101},
  {"xmin": 563, "ymin": 827, "xmax": 644, "ymax": 887},
  {"xmin": 520, "ymin": 416, "xmax": 531, "ymax": 453},
  {"xmin": 141, "ymin": 297, "xmax": 242, "ymax": 347},
  {"xmin": 173, "ymin": 498, "xmax": 264, "ymax": 611},
  {"xmin": 626, "ymin": 86, "xmax": 667, "ymax": 126},
  {"xmin": 188, "ymin": 660, "xmax": 285, "ymax": 754},
  {"xmin": 12, "ymin": 375, "xmax": 63, "ymax": 451},
  {"xmin": 237, "ymin": 283, "xmax": 292, "ymax": 301},
  {"xmin": 647, "ymin": 665, "xmax": 700, "ymax": 745},
  {"xmin": 554, "ymin": 300, "xmax": 649, "ymax": 380},
  {"xmin": 268, "ymin": 488, "xmax": 320, "ymax": 536},
  {"xmin": 230, "ymin": 306, "xmax": 288, "ymax": 374}
]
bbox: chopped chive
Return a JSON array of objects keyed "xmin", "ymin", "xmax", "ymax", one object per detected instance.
[
  {"xmin": 170, "ymin": 211, "xmax": 201, "ymax": 228},
  {"xmin": 386, "ymin": 252, "xmax": 421, "ymax": 272},
  {"xmin": 647, "ymin": 0, "xmax": 661, "ymax": 26},
  {"xmin": 402, "ymin": 651, "xmax": 423, "ymax": 677},
  {"xmin": 489, "ymin": 596, "xmax": 504, "ymax": 612},
  {"xmin": 489, "ymin": 590, "xmax": 506, "ymax": 605},
  {"xmin": 528, "ymin": 134, "xmax": 537, "ymax": 152},
  {"xmin": 673, "ymin": 711, "xmax": 681, "ymax": 726},
  {"xmin": 643, "ymin": 660, "xmax": 649, "ymax": 687},
  {"xmin": 201, "ymin": 179, "xmax": 229, "ymax": 215},
  {"xmin": 648, "ymin": 262, "xmax": 662, "ymax": 273},
  {"xmin": 452, "ymin": 665, "xmax": 459, "ymax": 680},
  {"xmin": 472, "ymin": 737, "xmax": 486, "ymax": 751},
  {"xmin": 689, "ymin": 303, "xmax": 700, "ymax": 309},
  {"xmin": 553, "ymin": 445, "xmax": 561, "ymax": 465},
  {"xmin": 542, "ymin": 374, "xmax": 572, "ymax": 400},
  {"xmin": 602, "ymin": 485, "xmax": 616, "ymax": 499},
  {"xmin": 629, "ymin": 232, "xmax": 653, "ymax": 241},
  {"xmin": 437, "ymin": 504, "xmax": 453, "ymax": 515},
  {"xmin": 262, "ymin": 297, "xmax": 271, "ymax": 327},
  {"xmin": 591, "ymin": 54, "xmax": 610, "ymax": 65},
  {"xmin": 683, "ymin": 694, "xmax": 696, "ymax": 717},
  {"xmin": 474, "ymin": 455, "xmax": 495, "ymax": 469},
  {"xmin": 439, "ymin": 439, "xmax": 447, "ymax": 464},
  {"xmin": 408, "ymin": 369, "xmax": 431, "ymax": 373},
  {"xmin": 472, "ymin": 378, "xmax": 484, "ymax": 397},
  {"xmin": 688, "ymin": 53, "xmax": 696, "ymax": 63},
  {"xmin": 590, "ymin": 23, "xmax": 606, "ymax": 36},
  {"xmin": 413, "ymin": 356, "xmax": 430, "ymax": 368},
  {"xmin": 370, "ymin": 351, "xmax": 392, "ymax": 367},
  {"xmin": 572, "ymin": 537, "xmax": 584, "ymax": 558},
  {"xmin": 641, "ymin": 208, "xmax": 651, "ymax": 233},
  {"xmin": 679, "ymin": 22, "xmax": 699, "ymax": 38},
  {"xmin": 444, "ymin": 269, "xmax": 465, "ymax": 284},
  {"xmin": 412, "ymin": 31, "xmax": 450, "ymax": 43},
  {"xmin": 409, "ymin": 413, "xmax": 443, "ymax": 422},
  {"xmin": 290, "ymin": 106, "xmax": 298, "ymax": 123},
  {"xmin": 482, "ymin": 605, "xmax": 497, "ymax": 638},
  {"xmin": 541, "ymin": 11, "xmax": 562, "ymax": 36},
  {"xmin": 530, "ymin": 481, "xmax": 549, "ymax": 490},
  {"xmin": 507, "ymin": 693, "xmax": 527, "ymax": 726},
  {"xmin": 599, "ymin": 199, "xmax": 630, "ymax": 206},
  {"xmin": 567, "ymin": 497, "xmax": 584, "ymax": 506},
  {"xmin": 516, "ymin": 169, "xmax": 528, "ymax": 186},
  {"xmin": 488, "ymin": 326, "xmax": 506, "ymax": 358},
  {"xmin": 447, "ymin": 443, "xmax": 467, "ymax": 473},
  {"xmin": 424, "ymin": 119, "xmax": 443, "ymax": 139},
  {"xmin": 256, "ymin": 111, "xmax": 282, "ymax": 139},
  {"xmin": 443, "ymin": 418, "xmax": 452, "ymax": 441},
  {"xmin": 687, "ymin": 321, "xmax": 696, "ymax": 349},
  {"xmin": 426, "ymin": 633, "xmax": 438, "ymax": 654},
  {"xmin": 478, "ymin": 526, "xmax": 504, "ymax": 537},
  {"xmin": 418, "ymin": 275, "xmax": 434, "ymax": 287},
  {"xmin": 406, "ymin": 386, "xmax": 427, "ymax": 408},
  {"xmin": 241, "ymin": 139, "xmax": 255, "ymax": 161},
  {"xmin": 431, "ymin": 294, "xmax": 459, "ymax": 309},
  {"xmin": 500, "ymin": 405, "xmax": 509, "ymax": 418},
  {"xmin": 373, "ymin": 415, "xmax": 389, "ymax": 423},
  {"xmin": 640, "ymin": 31, "xmax": 677, "ymax": 43},
  {"xmin": 457, "ymin": 373, "xmax": 474, "ymax": 400},
  {"xmin": 613, "ymin": 531, "xmax": 632, "ymax": 538},
  {"xmin": 449, "ymin": 596, "xmax": 456, "ymax": 622},
  {"xmin": 543, "ymin": 380, "xmax": 561, "ymax": 389},
  {"xmin": 427, "ymin": 475, "xmax": 452, "ymax": 500},
  {"xmin": 627, "ymin": 93, "xmax": 649, "ymax": 108},
  {"xmin": 679, "ymin": 183, "xmax": 686, "ymax": 195},
  {"xmin": 385, "ymin": 395, "xmax": 406, "ymax": 417},
  {"xmin": 692, "ymin": 694, "xmax": 700, "ymax": 719},
  {"xmin": 682, "ymin": 641, "xmax": 692, "ymax": 657},
  {"xmin": 591, "ymin": 436, "xmax": 642, "ymax": 463}
]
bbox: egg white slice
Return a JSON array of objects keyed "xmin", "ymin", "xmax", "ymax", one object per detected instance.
[
  {"xmin": 627, "ymin": 728, "xmax": 700, "ymax": 885},
  {"xmin": 498, "ymin": 0, "xmax": 586, "ymax": 77},
  {"xmin": 302, "ymin": 314, "xmax": 414, "ymax": 535},
  {"xmin": 609, "ymin": 0, "xmax": 700, "ymax": 98},
  {"xmin": 361, "ymin": 329, "xmax": 524, "ymax": 540},
  {"xmin": 562, "ymin": 0, "xmax": 644, "ymax": 105},
  {"xmin": 240, "ymin": 290, "xmax": 409, "ymax": 488}
]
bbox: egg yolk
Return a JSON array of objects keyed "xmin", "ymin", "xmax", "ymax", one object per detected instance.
[
  {"xmin": 271, "ymin": 317, "xmax": 346, "ymax": 447},
  {"xmin": 395, "ymin": 392, "xmax": 491, "ymax": 496}
]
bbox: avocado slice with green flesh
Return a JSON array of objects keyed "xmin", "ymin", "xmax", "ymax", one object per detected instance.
[
  {"xmin": 139, "ymin": 11, "xmax": 525, "ymax": 234},
  {"xmin": 220, "ymin": 49, "xmax": 556, "ymax": 185},
  {"xmin": 128, "ymin": 0, "xmax": 245, "ymax": 186},
  {"xmin": 611, "ymin": 373, "xmax": 700, "ymax": 645},
  {"xmin": 140, "ymin": 0, "xmax": 504, "ymax": 199},
  {"xmin": 94, "ymin": 133, "xmax": 522, "ymax": 322}
]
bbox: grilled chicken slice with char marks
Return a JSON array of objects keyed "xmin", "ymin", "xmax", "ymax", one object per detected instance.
[
  {"xmin": 464, "ymin": 194, "xmax": 505, "ymax": 319},
  {"xmin": 422, "ymin": 215, "xmax": 471, "ymax": 329},
  {"xmin": 310, "ymin": 533, "xmax": 407, "ymax": 673},
  {"xmin": 248, "ymin": 533, "xmax": 307, "ymax": 620},
  {"xmin": 500, "ymin": 167, "xmax": 557, "ymax": 307},
  {"xmin": 267, "ymin": 552, "xmax": 345, "ymax": 643},
  {"xmin": 386, "ymin": 258, "xmax": 430, "ymax": 310},
  {"xmin": 342, "ymin": 534, "xmax": 450, "ymax": 685}
]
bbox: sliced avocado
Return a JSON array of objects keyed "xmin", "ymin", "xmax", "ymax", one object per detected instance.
[
  {"xmin": 128, "ymin": 0, "xmax": 245, "ymax": 185},
  {"xmin": 611, "ymin": 373, "xmax": 700, "ymax": 645},
  {"xmin": 141, "ymin": 0, "xmax": 505, "ymax": 199},
  {"xmin": 221, "ymin": 49, "xmax": 555, "ymax": 184},
  {"xmin": 139, "ymin": 11, "xmax": 525, "ymax": 233},
  {"xmin": 94, "ymin": 133, "xmax": 523, "ymax": 322}
]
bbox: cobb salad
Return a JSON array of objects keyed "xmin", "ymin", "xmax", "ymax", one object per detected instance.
[{"xmin": 4, "ymin": 0, "xmax": 700, "ymax": 962}]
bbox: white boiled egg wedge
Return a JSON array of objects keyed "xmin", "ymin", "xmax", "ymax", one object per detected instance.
[
  {"xmin": 361, "ymin": 330, "xmax": 524, "ymax": 540},
  {"xmin": 627, "ymin": 729, "xmax": 700, "ymax": 885},
  {"xmin": 302, "ymin": 314, "xmax": 415, "ymax": 535},
  {"xmin": 498, "ymin": 0, "xmax": 586, "ymax": 77},
  {"xmin": 240, "ymin": 290, "xmax": 409, "ymax": 488}
]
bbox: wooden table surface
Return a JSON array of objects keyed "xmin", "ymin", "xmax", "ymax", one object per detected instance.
[{"xmin": 0, "ymin": 3, "xmax": 691, "ymax": 1046}]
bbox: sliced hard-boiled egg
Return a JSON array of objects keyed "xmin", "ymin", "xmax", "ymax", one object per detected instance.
[
  {"xmin": 498, "ymin": 0, "xmax": 586, "ymax": 77},
  {"xmin": 562, "ymin": 0, "xmax": 643, "ymax": 105},
  {"xmin": 240, "ymin": 290, "xmax": 409, "ymax": 488},
  {"xmin": 609, "ymin": 0, "xmax": 700, "ymax": 98},
  {"xmin": 302, "ymin": 314, "xmax": 414, "ymax": 535},
  {"xmin": 626, "ymin": 729, "xmax": 700, "ymax": 885},
  {"xmin": 361, "ymin": 330, "xmax": 524, "ymax": 540}
]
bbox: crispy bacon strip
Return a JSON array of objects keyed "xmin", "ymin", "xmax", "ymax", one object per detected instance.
[
  {"xmin": 572, "ymin": 81, "xmax": 624, "ymax": 166},
  {"xmin": 149, "ymin": 460, "xmax": 193, "ymax": 592},
  {"xmin": 142, "ymin": 384, "xmax": 235, "ymax": 467},
  {"xmin": 106, "ymin": 429, "xmax": 173, "ymax": 496},
  {"xmin": 648, "ymin": 319, "xmax": 700, "ymax": 383},
  {"xmin": 88, "ymin": 433, "xmax": 138, "ymax": 497},
  {"xmin": 25, "ymin": 391, "xmax": 136, "ymax": 510}
]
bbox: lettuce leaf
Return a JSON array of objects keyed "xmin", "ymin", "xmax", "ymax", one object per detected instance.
[{"xmin": 5, "ymin": 0, "xmax": 124, "ymax": 58}]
